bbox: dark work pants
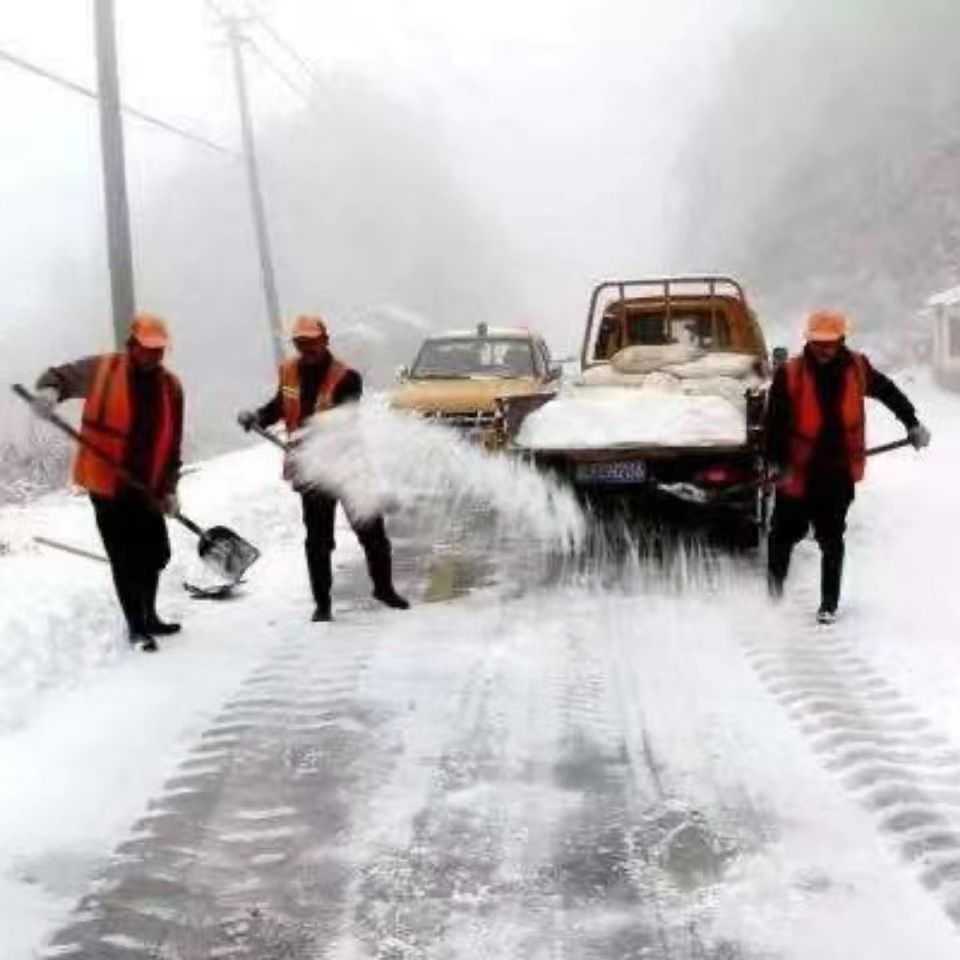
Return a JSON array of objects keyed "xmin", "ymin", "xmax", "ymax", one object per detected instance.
[
  {"xmin": 300, "ymin": 491, "xmax": 394, "ymax": 611},
  {"xmin": 767, "ymin": 486, "xmax": 853, "ymax": 612},
  {"xmin": 92, "ymin": 491, "xmax": 171, "ymax": 634}
]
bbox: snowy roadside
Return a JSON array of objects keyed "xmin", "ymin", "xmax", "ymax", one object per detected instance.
[
  {"xmin": 840, "ymin": 370, "xmax": 960, "ymax": 736},
  {"xmin": 0, "ymin": 445, "xmax": 299, "ymax": 732},
  {"xmin": 0, "ymin": 443, "xmax": 369, "ymax": 959}
]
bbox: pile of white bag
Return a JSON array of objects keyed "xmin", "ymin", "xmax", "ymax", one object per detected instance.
[
  {"xmin": 578, "ymin": 347, "xmax": 764, "ymax": 411},
  {"xmin": 513, "ymin": 347, "xmax": 766, "ymax": 450}
]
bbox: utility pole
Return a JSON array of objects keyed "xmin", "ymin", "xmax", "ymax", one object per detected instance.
[
  {"xmin": 226, "ymin": 17, "xmax": 285, "ymax": 364},
  {"xmin": 93, "ymin": 0, "xmax": 136, "ymax": 348}
]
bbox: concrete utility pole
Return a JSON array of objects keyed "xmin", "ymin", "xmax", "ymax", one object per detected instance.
[
  {"xmin": 93, "ymin": 0, "xmax": 136, "ymax": 348},
  {"xmin": 226, "ymin": 18, "xmax": 285, "ymax": 365}
]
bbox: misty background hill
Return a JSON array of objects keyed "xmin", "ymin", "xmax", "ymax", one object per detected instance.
[
  {"xmin": 4, "ymin": 0, "xmax": 958, "ymax": 489},
  {"xmin": 674, "ymin": 0, "xmax": 960, "ymax": 346},
  {"xmin": 1, "ymin": 71, "xmax": 517, "ymax": 465}
]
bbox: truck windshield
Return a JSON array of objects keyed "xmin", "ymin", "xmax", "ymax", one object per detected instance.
[{"xmin": 411, "ymin": 339, "xmax": 534, "ymax": 378}]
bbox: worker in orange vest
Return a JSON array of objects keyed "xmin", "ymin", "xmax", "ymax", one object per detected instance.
[
  {"xmin": 764, "ymin": 310, "xmax": 931, "ymax": 624},
  {"xmin": 238, "ymin": 314, "xmax": 409, "ymax": 622},
  {"xmin": 32, "ymin": 314, "xmax": 184, "ymax": 651}
]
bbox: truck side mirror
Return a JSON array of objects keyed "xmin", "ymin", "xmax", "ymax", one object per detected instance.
[{"xmin": 395, "ymin": 364, "xmax": 409, "ymax": 382}]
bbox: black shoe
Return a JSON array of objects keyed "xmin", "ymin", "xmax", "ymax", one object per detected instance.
[
  {"xmin": 816, "ymin": 607, "xmax": 837, "ymax": 625},
  {"xmin": 129, "ymin": 632, "xmax": 159, "ymax": 652},
  {"xmin": 372, "ymin": 588, "xmax": 410, "ymax": 610},
  {"xmin": 145, "ymin": 618, "xmax": 181, "ymax": 636},
  {"xmin": 312, "ymin": 606, "xmax": 333, "ymax": 623}
]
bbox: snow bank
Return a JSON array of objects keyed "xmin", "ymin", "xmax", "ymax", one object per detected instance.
[
  {"xmin": 0, "ymin": 445, "xmax": 296, "ymax": 733},
  {"xmin": 515, "ymin": 385, "xmax": 748, "ymax": 450},
  {"xmin": 293, "ymin": 398, "xmax": 587, "ymax": 550}
]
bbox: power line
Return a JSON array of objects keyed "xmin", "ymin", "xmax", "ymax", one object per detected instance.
[
  {"xmin": 247, "ymin": 38, "xmax": 311, "ymax": 104},
  {"xmin": 205, "ymin": 3, "xmax": 311, "ymax": 106},
  {"xmin": 246, "ymin": 5, "xmax": 319, "ymax": 86},
  {"xmin": 0, "ymin": 44, "xmax": 238, "ymax": 158}
]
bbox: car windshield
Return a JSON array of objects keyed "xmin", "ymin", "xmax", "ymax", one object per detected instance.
[{"xmin": 411, "ymin": 338, "xmax": 534, "ymax": 378}]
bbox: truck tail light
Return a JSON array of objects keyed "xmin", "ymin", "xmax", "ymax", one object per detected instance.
[{"xmin": 696, "ymin": 465, "xmax": 751, "ymax": 487}]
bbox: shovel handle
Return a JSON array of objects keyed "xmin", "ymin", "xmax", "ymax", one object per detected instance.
[
  {"xmin": 173, "ymin": 512, "xmax": 204, "ymax": 537},
  {"xmin": 14, "ymin": 381, "xmax": 156, "ymax": 497},
  {"xmin": 249, "ymin": 422, "xmax": 289, "ymax": 451},
  {"xmin": 13, "ymin": 382, "xmax": 206, "ymax": 539},
  {"xmin": 866, "ymin": 437, "xmax": 913, "ymax": 457}
]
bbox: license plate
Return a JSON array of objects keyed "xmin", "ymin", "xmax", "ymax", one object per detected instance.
[{"xmin": 575, "ymin": 459, "xmax": 647, "ymax": 484}]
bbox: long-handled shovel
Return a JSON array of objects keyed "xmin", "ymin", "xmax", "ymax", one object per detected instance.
[
  {"xmin": 866, "ymin": 437, "xmax": 913, "ymax": 457},
  {"xmin": 13, "ymin": 383, "xmax": 260, "ymax": 582},
  {"xmin": 33, "ymin": 535, "xmax": 108, "ymax": 563},
  {"xmin": 245, "ymin": 422, "xmax": 385, "ymax": 522},
  {"xmin": 249, "ymin": 422, "xmax": 289, "ymax": 452}
]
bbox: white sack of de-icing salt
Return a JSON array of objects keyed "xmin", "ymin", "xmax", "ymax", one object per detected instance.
[
  {"xmin": 514, "ymin": 386, "xmax": 747, "ymax": 450},
  {"xmin": 610, "ymin": 343, "xmax": 703, "ymax": 374},
  {"xmin": 664, "ymin": 352, "xmax": 758, "ymax": 380},
  {"xmin": 578, "ymin": 366, "xmax": 683, "ymax": 390}
]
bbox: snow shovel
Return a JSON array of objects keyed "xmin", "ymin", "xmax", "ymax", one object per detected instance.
[
  {"xmin": 249, "ymin": 422, "xmax": 289, "ymax": 452},
  {"xmin": 33, "ymin": 535, "xmax": 108, "ymax": 563},
  {"xmin": 866, "ymin": 437, "xmax": 913, "ymax": 457},
  {"xmin": 13, "ymin": 383, "xmax": 260, "ymax": 582},
  {"xmin": 246, "ymin": 422, "xmax": 385, "ymax": 521}
]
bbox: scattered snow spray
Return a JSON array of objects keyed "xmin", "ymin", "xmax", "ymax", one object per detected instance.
[
  {"xmin": 293, "ymin": 399, "xmax": 756, "ymax": 596},
  {"xmin": 294, "ymin": 398, "xmax": 588, "ymax": 555}
]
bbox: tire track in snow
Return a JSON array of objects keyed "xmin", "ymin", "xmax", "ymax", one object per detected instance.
[
  {"xmin": 345, "ymin": 598, "xmax": 541, "ymax": 958},
  {"xmin": 41, "ymin": 624, "xmax": 395, "ymax": 959},
  {"xmin": 743, "ymin": 604, "xmax": 960, "ymax": 924},
  {"xmin": 528, "ymin": 604, "xmax": 759, "ymax": 960}
]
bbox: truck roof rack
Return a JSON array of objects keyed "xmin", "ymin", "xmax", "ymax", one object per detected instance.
[{"xmin": 582, "ymin": 276, "xmax": 750, "ymax": 368}]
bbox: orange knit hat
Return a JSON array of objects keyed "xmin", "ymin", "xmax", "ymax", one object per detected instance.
[
  {"xmin": 291, "ymin": 314, "xmax": 328, "ymax": 341},
  {"xmin": 129, "ymin": 312, "xmax": 170, "ymax": 348},
  {"xmin": 805, "ymin": 310, "xmax": 848, "ymax": 342}
]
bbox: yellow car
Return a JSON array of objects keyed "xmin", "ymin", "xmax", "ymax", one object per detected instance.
[{"xmin": 391, "ymin": 324, "xmax": 561, "ymax": 436}]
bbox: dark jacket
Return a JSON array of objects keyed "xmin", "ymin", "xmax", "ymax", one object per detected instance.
[
  {"xmin": 255, "ymin": 353, "xmax": 362, "ymax": 430},
  {"xmin": 764, "ymin": 345, "xmax": 917, "ymax": 492}
]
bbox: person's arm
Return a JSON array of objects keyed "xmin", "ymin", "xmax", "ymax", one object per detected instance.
[
  {"xmin": 161, "ymin": 377, "xmax": 185, "ymax": 498},
  {"xmin": 763, "ymin": 365, "xmax": 791, "ymax": 468},
  {"xmin": 862, "ymin": 355, "xmax": 918, "ymax": 429},
  {"xmin": 35, "ymin": 355, "xmax": 102, "ymax": 402},
  {"xmin": 334, "ymin": 369, "xmax": 363, "ymax": 405},
  {"xmin": 254, "ymin": 387, "xmax": 284, "ymax": 428}
]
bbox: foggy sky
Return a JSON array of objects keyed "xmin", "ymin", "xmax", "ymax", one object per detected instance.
[{"xmin": 15, "ymin": 1, "xmax": 955, "ymax": 453}]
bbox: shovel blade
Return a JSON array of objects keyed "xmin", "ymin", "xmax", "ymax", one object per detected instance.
[{"xmin": 197, "ymin": 525, "xmax": 261, "ymax": 581}]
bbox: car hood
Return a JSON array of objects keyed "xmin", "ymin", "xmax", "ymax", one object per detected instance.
[{"xmin": 391, "ymin": 377, "xmax": 542, "ymax": 414}]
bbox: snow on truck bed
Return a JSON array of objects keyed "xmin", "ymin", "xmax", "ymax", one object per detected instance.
[
  {"xmin": 515, "ymin": 386, "xmax": 749, "ymax": 449},
  {"xmin": 515, "ymin": 349, "xmax": 763, "ymax": 450}
]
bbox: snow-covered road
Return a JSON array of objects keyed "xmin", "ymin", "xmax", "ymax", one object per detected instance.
[{"xmin": 2, "ymin": 373, "xmax": 959, "ymax": 958}]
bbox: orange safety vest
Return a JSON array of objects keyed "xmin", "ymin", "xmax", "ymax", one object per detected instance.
[
  {"xmin": 780, "ymin": 352, "xmax": 867, "ymax": 498},
  {"xmin": 278, "ymin": 356, "xmax": 349, "ymax": 485},
  {"xmin": 73, "ymin": 354, "xmax": 179, "ymax": 498},
  {"xmin": 279, "ymin": 356, "xmax": 349, "ymax": 432}
]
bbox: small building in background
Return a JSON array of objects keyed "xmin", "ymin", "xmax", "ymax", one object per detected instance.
[{"xmin": 924, "ymin": 285, "xmax": 960, "ymax": 390}]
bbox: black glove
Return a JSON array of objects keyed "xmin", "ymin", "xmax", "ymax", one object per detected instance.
[
  {"xmin": 31, "ymin": 387, "xmax": 59, "ymax": 420},
  {"xmin": 908, "ymin": 422, "xmax": 931, "ymax": 449},
  {"xmin": 237, "ymin": 410, "xmax": 257, "ymax": 432}
]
